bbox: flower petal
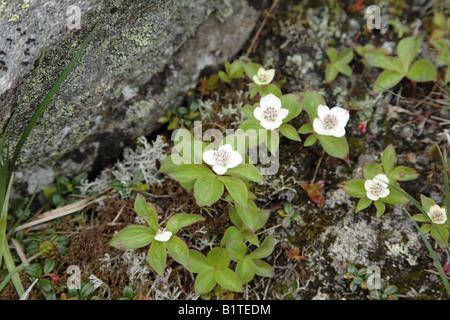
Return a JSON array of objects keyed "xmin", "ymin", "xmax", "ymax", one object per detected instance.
[
  {"xmin": 329, "ymin": 126, "xmax": 346, "ymax": 138},
  {"xmin": 313, "ymin": 118, "xmax": 327, "ymax": 135},
  {"xmin": 378, "ymin": 188, "xmax": 390, "ymax": 199},
  {"xmin": 203, "ymin": 149, "xmax": 216, "ymax": 166},
  {"xmin": 260, "ymin": 119, "xmax": 282, "ymax": 130},
  {"xmin": 278, "ymin": 108, "xmax": 289, "ymax": 121},
  {"xmin": 227, "ymin": 151, "xmax": 243, "ymax": 168},
  {"xmin": 374, "ymin": 174, "xmax": 389, "ymax": 186},
  {"xmin": 219, "ymin": 144, "xmax": 233, "ymax": 153},
  {"xmin": 364, "ymin": 180, "xmax": 375, "ymax": 192},
  {"xmin": 253, "ymin": 107, "xmax": 265, "ymax": 121},
  {"xmin": 317, "ymin": 104, "xmax": 330, "ymax": 121},
  {"xmin": 260, "ymin": 93, "xmax": 281, "ymax": 110},
  {"xmin": 265, "ymin": 69, "xmax": 275, "ymax": 83},
  {"xmin": 253, "ymin": 75, "xmax": 264, "ymax": 85},
  {"xmin": 366, "ymin": 191, "xmax": 379, "ymax": 201},
  {"xmin": 212, "ymin": 164, "xmax": 228, "ymax": 175},
  {"xmin": 155, "ymin": 230, "xmax": 172, "ymax": 242},
  {"xmin": 330, "ymin": 107, "xmax": 350, "ymax": 126}
]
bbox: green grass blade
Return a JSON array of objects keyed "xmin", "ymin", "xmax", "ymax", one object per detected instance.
[
  {"xmin": 0, "ymin": 252, "xmax": 41, "ymax": 294},
  {"xmin": 0, "ymin": 19, "xmax": 49, "ymax": 165},
  {"xmin": 436, "ymin": 145, "xmax": 449, "ymax": 215},
  {"xmin": 0, "ymin": 173, "xmax": 14, "ymax": 267},
  {"xmin": 1, "ymin": 236, "xmax": 25, "ymax": 296},
  {"xmin": 9, "ymin": 21, "xmax": 100, "ymax": 177}
]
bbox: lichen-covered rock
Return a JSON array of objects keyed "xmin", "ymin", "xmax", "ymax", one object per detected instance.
[{"xmin": 0, "ymin": 0, "xmax": 261, "ymax": 194}]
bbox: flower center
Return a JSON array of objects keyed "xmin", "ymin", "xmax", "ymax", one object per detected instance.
[
  {"xmin": 157, "ymin": 227, "xmax": 165, "ymax": 234},
  {"xmin": 263, "ymin": 106, "xmax": 278, "ymax": 122},
  {"xmin": 213, "ymin": 149, "xmax": 231, "ymax": 166},
  {"xmin": 323, "ymin": 114, "xmax": 338, "ymax": 129},
  {"xmin": 370, "ymin": 182, "xmax": 385, "ymax": 196},
  {"xmin": 258, "ymin": 72, "xmax": 269, "ymax": 82},
  {"xmin": 431, "ymin": 210, "xmax": 445, "ymax": 222}
]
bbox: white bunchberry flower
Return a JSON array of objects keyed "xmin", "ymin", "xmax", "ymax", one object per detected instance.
[
  {"xmin": 253, "ymin": 93, "xmax": 289, "ymax": 130},
  {"xmin": 154, "ymin": 227, "xmax": 172, "ymax": 242},
  {"xmin": 202, "ymin": 144, "xmax": 243, "ymax": 175},
  {"xmin": 313, "ymin": 104, "xmax": 350, "ymax": 138},
  {"xmin": 426, "ymin": 204, "xmax": 447, "ymax": 225},
  {"xmin": 364, "ymin": 174, "xmax": 390, "ymax": 201},
  {"xmin": 253, "ymin": 67, "xmax": 275, "ymax": 85}
]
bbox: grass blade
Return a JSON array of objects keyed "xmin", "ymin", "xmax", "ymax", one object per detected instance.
[{"xmin": 9, "ymin": 21, "xmax": 100, "ymax": 177}]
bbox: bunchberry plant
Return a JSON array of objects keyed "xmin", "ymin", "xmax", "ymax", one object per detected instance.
[
  {"xmin": 365, "ymin": 34, "xmax": 437, "ymax": 92},
  {"xmin": 218, "ymin": 60, "xmax": 245, "ymax": 83},
  {"xmin": 412, "ymin": 195, "xmax": 449, "ymax": 249},
  {"xmin": 298, "ymin": 91, "xmax": 350, "ymax": 160},
  {"xmin": 342, "ymin": 144, "xmax": 419, "ymax": 216},
  {"xmin": 110, "ymin": 194, "xmax": 204, "ymax": 275},
  {"xmin": 325, "ymin": 47, "xmax": 354, "ymax": 83}
]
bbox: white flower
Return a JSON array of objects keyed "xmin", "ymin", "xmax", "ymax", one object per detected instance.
[
  {"xmin": 253, "ymin": 67, "xmax": 275, "ymax": 85},
  {"xmin": 202, "ymin": 144, "xmax": 243, "ymax": 175},
  {"xmin": 253, "ymin": 93, "xmax": 289, "ymax": 130},
  {"xmin": 154, "ymin": 228, "xmax": 172, "ymax": 242},
  {"xmin": 313, "ymin": 104, "xmax": 350, "ymax": 138},
  {"xmin": 426, "ymin": 204, "xmax": 447, "ymax": 225},
  {"xmin": 364, "ymin": 174, "xmax": 390, "ymax": 201}
]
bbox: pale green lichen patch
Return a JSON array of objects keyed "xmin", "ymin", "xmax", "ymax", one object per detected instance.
[{"xmin": 1, "ymin": 0, "xmax": 30, "ymax": 23}]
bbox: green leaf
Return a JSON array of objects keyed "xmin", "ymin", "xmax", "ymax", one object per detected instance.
[
  {"xmin": 343, "ymin": 179, "xmax": 366, "ymax": 198},
  {"xmin": 407, "ymin": 59, "xmax": 437, "ymax": 82},
  {"xmin": 236, "ymin": 259, "xmax": 255, "ymax": 284},
  {"xmin": 220, "ymin": 226, "xmax": 244, "ymax": 246},
  {"xmin": 364, "ymin": 163, "xmax": 384, "ymax": 180},
  {"xmin": 166, "ymin": 213, "xmax": 205, "ymax": 234},
  {"xmin": 215, "ymin": 268, "xmax": 243, "ymax": 292},
  {"xmin": 80, "ymin": 283, "xmax": 95, "ymax": 299},
  {"xmin": 325, "ymin": 64, "xmax": 339, "ymax": 82},
  {"xmin": 250, "ymin": 259, "xmax": 274, "ymax": 277},
  {"xmin": 392, "ymin": 166, "xmax": 419, "ymax": 181},
  {"xmin": 334, "ymin": 63, "xmax": 352, "ymax": 77},
  {"xmin": 43, "ymin": 259, "xmax": 56, "ymax": 274},
  {"xmin": 337, "ymin": 48, "xmax": 354, "ymax": 64},
  {"xmin": 194, "ymin": 175, "xmax": 224, "ymax": 206},
  {"xmin": 303, "ymin": 91, "xmax": 326, "ymax": 121},
  {"xmin": 412, "ymin": 214, "xmax": 429, "ymax": 222},
  {"xmin": 235, "ymin": 199, "xmax": 259, "ymax": 231},
  {"xmin": 166, "ymin": 235, "xmax": 189, "ymax": 267},
  {"xmin": 148, "ymin": 240, "xmax": 166, "ymax": 276},
  {"xmin": 431, "ymin": 225, "xmax": 449, "ymax": 249},
  {"xmin": 255, "ymin": 209, "xmax": 271, "ymax": 231},
  {"xmin": 207, "ymin": 247, "xmax": 230, "ymax": 269},
  {"xmin": 246, "ymin": 235, "xmax": 274, "ymax": 260},
  {"xmin": 280, "ymin": 93, "xmax": 303, "ymax": 123},
  {"xmin": 225, "ymin": 240, "xmax": 247, "ymax": 262},
  {"xmin": 110, "ymin": 225, "xmax": 155, "ymax": 250},
  {"xmin": 356, "ymin": 197, "xmax": 372, "ymax": 212},
  {"xmin": 374, "ymin": 200, "xmax": 386, "ymax": 217},
  {"xmin": 327, "ymin": 47, "xmax": 338, "ymax": 62},
  {"xmin": 39, "ymin": 278, "xmax": 52, "ymax": 292},
  {"xmin": 188, "ymin": 250, "xmax": 214, "ymax": 273},
  {"xmin": 317, "ymin": 135, "xmax": 349, "ymax": 159},
  {"xmin": 159, "ymin": 155, "xmax": 178, "ymax": 174},
  {"xmin": 242, "ymin": 105, "xmax": 256, "ymax": 119},
  {"xmin": 298, "ymin": 123, "xmax": 314, "ymax": 134},
  {"xmin": 420, "ymin": 224, "xmax": 433, "ymax": 234},
  {"xmin": 266, "ymin": 128, "xmax": 279, "ymax": 155},
  {"xmin": 420, "ymin": 194, "xmax": 437, "ymax": 213},
  {"xmin": 239, "ymin": 119, "xmax": 264, "ymax": 131},
  {"xmin": 134, "ymin": 194, "xmax": 159, "ymax": 231},
  {"xmin": 279, "ymin": 124, "xmax": 301, "ymax": 141},
  {"xmin": 304, "ymin": 133, "xmax": 318, "ymax": 147},
  {"xmin": 180, "ymin": 180, "xmax": 195, "ymax": 192},
  {"xmin": 261, "ymin": 84, "xmax": 282, "ymax": 97},
  {"xmin": 243, "ymin": 229, "xmax": 259, "ymax": 246},
  {"xmin": 365, "ymin": 54, "xmax": 404, "ymax": 73},
  {"xmin": 373, "ymin": 70, "xmax": 404, "ymax": 93},
  {"xmin": 397, "ymin": 34, "xmax": 421, "ymax": 72},
  {"xmin": 382, "ymin": 187, "xmax": 409, "ymax": 204},
  {"xmin": 225, "ymin": 165, "xmax": 263, "ymax": 183},
  {"xmin": 218, "ymin": 176, "xmax": 248, "ymax": 208},
  {"xmin": 242, "ymin": 59, "xmax": 262, "ymax": 79},
  {"xmin": 382, "ymin": 145, "xmax": 396, "ymax": 174},
  {"xmin": 169, "ymin": 164, "xmax": 213, "ymax": 183},
  {"xmin": 195, "ymin": 270, "xmax": 217, "ymax": 295}
]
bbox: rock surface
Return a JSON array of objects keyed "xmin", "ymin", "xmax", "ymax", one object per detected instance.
[{"xmin": 0, "ymin": 0, "xmax": 261, "ymax": 194}]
